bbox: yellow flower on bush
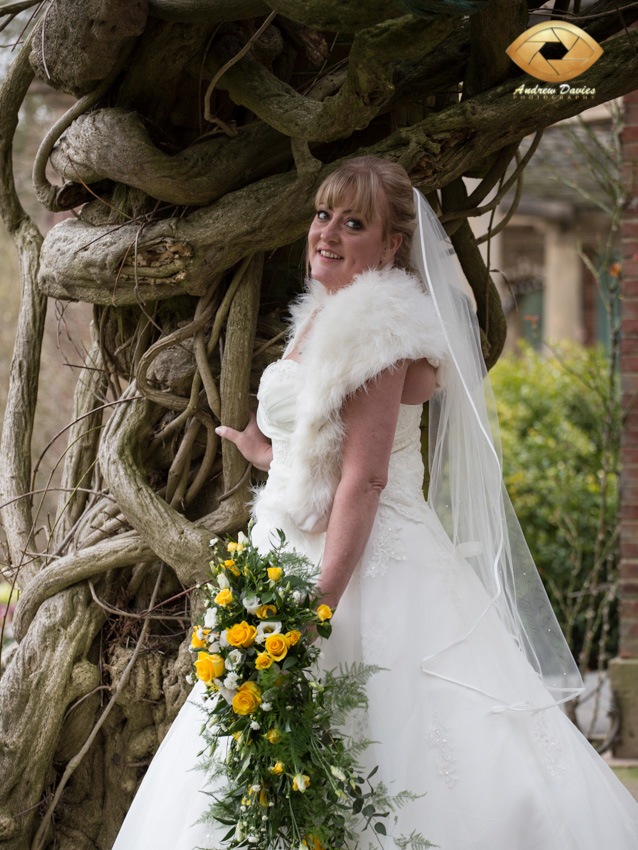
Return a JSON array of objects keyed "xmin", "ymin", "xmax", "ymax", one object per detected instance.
[
  {"xmin": 317, "ymin": 604, "xmax": 332, "ymax": 621},
  {"xmin": 232, "ymin": 681, "xmax": 262, "ymax": 715},
  {"xmin": 194, "ymin": 651, "xmax": 225, "ymax": 684},
  {"xmin": 255, "ymin": 652, "xmax": 273, "ymax": 670},
  {"xmin": 285, "ymin": 630, "xmax": 301, "ymax": 646},
  {"xmin": 267, "ymin": 567, "xmax": 282, "ymax": 581},
  {"xmin": 226, "ymin": 621, "xmax": 257, "ymax": 648},
  {"xmin": 293, "ymin": 773, "xmax": 310, "ymax": 792},
  {"xmin": 270, "ymin": 761, "xmax": 285, "ymax": 774},
  {"xmin": 256, "ymin": 603, "xmax": 277, "ymax": 619},
  {"xmin": 190, "ymin": 627, "xmax": 211, "ymax": 649},
  {"xmin": 259, "ymin": 788, "xmax": 269, "ymax": 807},
  {"xmin": 265, "ymin": 633, "xmax": 289, "ymax": 661},
  {"xmin": 265, "ymin": 728, "xmax": 281, "ymax": 744},
  {"xmin": 215, "ymin": 588, "xmax": 233, "ymax": 606}
]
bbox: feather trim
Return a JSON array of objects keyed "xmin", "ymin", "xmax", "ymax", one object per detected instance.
[{"xmin": 283, "ymin": 266, "xmax": 448, "ymax": 533}]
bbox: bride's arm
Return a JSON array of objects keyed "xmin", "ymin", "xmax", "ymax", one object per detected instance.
[
  {"xmin": 316, "ymin": 361, "xmax": 410, "ymax": 610},
  {"xmin": 215, "ymin": 410, "xmax": 273, "ymax": 472}
]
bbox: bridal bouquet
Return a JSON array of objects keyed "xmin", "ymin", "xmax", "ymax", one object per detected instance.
[{"xmin": 190, "ymin": 530, "xmax": 419, "ymax": 850}]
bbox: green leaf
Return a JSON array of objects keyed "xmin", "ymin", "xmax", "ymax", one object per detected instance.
[{"xmin": 375, "ymin": 822, "xmax": 387, "ymax": 835}]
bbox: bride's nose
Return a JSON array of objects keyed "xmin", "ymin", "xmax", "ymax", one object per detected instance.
[{"xmin": 321, "ymin": 218, "xmax": 339, "ymax": 241}]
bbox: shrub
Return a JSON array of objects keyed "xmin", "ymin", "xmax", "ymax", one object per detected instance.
[{"xmin": 491, "ymin": 341, "xmax": 620, "ymax": 668}]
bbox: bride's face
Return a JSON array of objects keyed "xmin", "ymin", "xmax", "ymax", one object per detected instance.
[{"xmin": 307, "ymin": 191, "xmax": 402, "ymax": 292}]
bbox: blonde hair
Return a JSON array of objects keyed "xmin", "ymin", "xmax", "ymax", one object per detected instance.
[{"xmin": 314, "ymin": 156, "xmax": 416, "ymax": 272}]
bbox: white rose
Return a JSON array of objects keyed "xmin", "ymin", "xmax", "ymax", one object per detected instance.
[
  {"xmin": 217, "ymin": 573, "xmax": 230, "ymax": 590},
  {"xmin": 225, "ymin": 649, "xmax": 243, "ymax": 670},
  {"xmin": 204, "ymin": 608, "xmax": 218, "ymax": 628},
  {"xmin": 242, "ymin": 594, "xmax": 261, "ymax": 615},
  {"xmin": 256, "ymin": 621, "xmax": 282, "ymax": 643}
]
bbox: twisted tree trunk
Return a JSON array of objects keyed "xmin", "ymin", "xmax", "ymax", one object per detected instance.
[{"xmin": 1, "ymin": 1, "xmax": 637, "ymax": 848}]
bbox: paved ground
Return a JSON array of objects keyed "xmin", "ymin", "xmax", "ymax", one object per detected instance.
[{"xmin": 610, "ymin": 764, "xmax": 638, "ymax": 802}]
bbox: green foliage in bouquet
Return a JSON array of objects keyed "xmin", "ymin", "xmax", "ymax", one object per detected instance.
[{"xmin": 189, "ymin": 531, "xmax": 431, "ymax": 850}]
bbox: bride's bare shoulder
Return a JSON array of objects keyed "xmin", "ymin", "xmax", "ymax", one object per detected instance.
[{"xmin": 402, "ymin": 358, "xmax": 437, "ymax": 405}]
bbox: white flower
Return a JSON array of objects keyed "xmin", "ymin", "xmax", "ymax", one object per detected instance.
[
  {"xmin": 292, "ymin": 590, "xmax": 303, "ymax": 604},
  {"xmin": 225, "ymin": 649, "xmax": 243, "ymax": 670},
  {"xmin": 217, "ymin": 573, "xmax": 230, "ymax": 590},
  {"xmin": 224, "ymin": 672, "xmax": 239, "ymax": 689},
  {"xmin": 209, "ymin": 537, "xmax": 219, "ymax": 547},
  {"xmin": 204, "ymin": 608, "xmax": 218, "ymax": 629},
  {"xmin": 220, "ymin": 630, "xmax": 230, "ymax": 648},
  {"xmin": 185, "ymin": 673, "xmax": 194, "ymax": 685},
  {"xmin": 219, "ymin": 685, "xmax": 237, "ymax": 705},
  {"xmin": 293, "ymin": 773, "xmax": 308, "ymax": 792},
  {"xmin": 207, "ymin": 637, "xmax": 220, "ymax": 652},
  {"xmin": 251, "ymin": 784, "xmax": 261, "ymax": 792},
  {"xmin": 330, "ymin": 766, "xmax": 346, "ymax": 782},
  {"xmin": 261, "ymin": 701, "xmax": 272, "ymax": 711},
  {"xmin": 255, "ymin": 621, "xmax": 282, "ymax": 643},
  {"xmin": 248, "ymin": 836, "xmax": 259, "ymax": 844},
  {"xmin": 250, "ymin": 720, "xmax": 261, "ymax": 730},
  {"xmin": 237, "ymin": 531, "xmax": 249, "ymax": 546},
  {"xmin": 235, "ymin": 823, "xmax": 245, "ymax": 841},
  {"xmin": 243, "ymin": 594, "xmax": 261, "ymax": 615}
]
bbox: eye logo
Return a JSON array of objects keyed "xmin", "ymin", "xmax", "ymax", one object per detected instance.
[{"xmin": 506, "ymin": 22, "xmax": 603, "ymax": 83}]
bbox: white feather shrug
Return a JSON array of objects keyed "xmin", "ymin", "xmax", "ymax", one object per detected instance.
[{"xmin": 266, "ymin": 265, "xmax": 448, "ymax": 533}]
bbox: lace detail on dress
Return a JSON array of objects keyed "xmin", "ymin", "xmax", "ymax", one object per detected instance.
[
  {"xmin": 363, "ymin": 504, "xmax": 407, "ymax": 578},
  {"xmin": 533, "ymin": 712, "xmax": 567, "ymax": 778},
  {"xmin": 425, "ymin": 714, "xmax": 458, "ymax": 788}
]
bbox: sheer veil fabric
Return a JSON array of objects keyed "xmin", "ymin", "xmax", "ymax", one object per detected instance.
[{"xmin": 412, "ymin": 189, "xmax": 584, "ymax": 710}]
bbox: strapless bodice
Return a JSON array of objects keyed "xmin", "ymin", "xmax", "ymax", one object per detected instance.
[{"xmin": 255, "ymin": 359, "xmax": 430, "ymax": 532}]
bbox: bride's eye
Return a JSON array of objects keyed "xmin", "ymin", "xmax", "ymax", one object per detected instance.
[
  {"xmin": 346, "ymin": 218, "xmax": 363, "ymax": 230},
  {"xmin": 316, "ymin": 209, "xmax": 329, "ymax": 222}
]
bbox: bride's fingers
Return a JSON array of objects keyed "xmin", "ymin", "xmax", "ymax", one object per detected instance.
[{"xmin": 215, "ymin": 425, "xmax": 240, "ymax": 443}]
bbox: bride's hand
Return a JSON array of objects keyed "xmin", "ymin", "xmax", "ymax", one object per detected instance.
[{"xmin": 215, "ymin": 410, "xmax": 273, "ymax": 472}]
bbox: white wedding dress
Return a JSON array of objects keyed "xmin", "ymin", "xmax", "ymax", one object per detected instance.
[{"xmin": 112, "ymin": 356, "xmax": 638, "ymax": 850}]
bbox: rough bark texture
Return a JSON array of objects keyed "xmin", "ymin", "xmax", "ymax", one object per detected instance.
[{"xmin": 1, "ymin": 1, "xmax": 637, "ymax": 848}]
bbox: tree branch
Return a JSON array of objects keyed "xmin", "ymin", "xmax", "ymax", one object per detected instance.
[{"xmin": 205, "ymin": 15, "xmax": 457, "ymax": 142}]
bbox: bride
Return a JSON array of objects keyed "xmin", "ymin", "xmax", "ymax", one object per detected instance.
[{"xmin": 112, "ymin": 157, "xmax": 638, "ymax": 850}]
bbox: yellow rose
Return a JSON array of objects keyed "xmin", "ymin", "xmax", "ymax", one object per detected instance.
[
  {"xmin": 267, "ymin": 567, "xmax": 282, "ymax": 581},
  {"xmin": 293, "ymin": 774, "xmax": 310, "ymax": 792},
  {"xmin": 226, "ymin": 621, "xmax": 257, "ymax": 648},
  {"xmin": 239, "ymin": 680, "xmax": 262, "ymax": 698},
  {"xmin": 236, "ymin": 542, "xmax": 244, "ymax": 552},
  {"xmin": 317, "ymin": 604, "xmax": 332, "ymax": 621},
  {"xmin": 265, "ymin": 728, "xmax": 281, "ymax": 744},
  {"xmin": 194, "ymin": 651, "xmax": 225, "ymax": 684},
  {"xmin": 190, "ymin": 627, "xmax": 211, "ymax": 649},
  {"xmin": 255, "ymin": 652, "xmax": 274, "ymax": 670},
  {"xmin": 270, "ymin": 761, "xmax": 285, "ymax": 774},
  {"xmin": 265, "ymin": 633, "xmax": 289, "ymax": 661},
  {"xmin": 256, "ymin": 604, "xmax": 277, "ymax": 619},
  {"xmin": 215, "ymin": 588, "xmax": 233, "ymax": 606},
  {"xmin": 285, "ymin": 630, "xmax": 301, "ymax": 646},
  {"xmin": 232, "ymin": 682, "xmax": 261, "ymax": 715}
]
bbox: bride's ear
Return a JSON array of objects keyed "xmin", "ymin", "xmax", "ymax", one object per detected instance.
[{"xmin": 382, "ymin": 233, "xmax": 402, "ymax": 265}]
